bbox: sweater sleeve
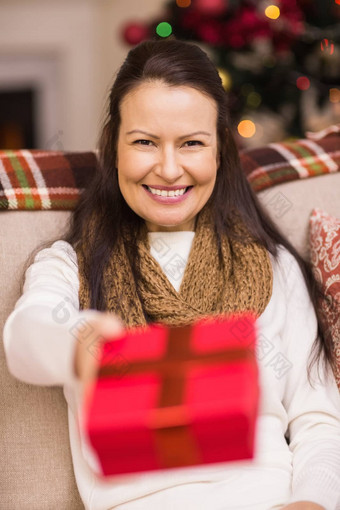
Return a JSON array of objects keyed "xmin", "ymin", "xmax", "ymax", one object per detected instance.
[
  {"xmin": 3, "ymin": 240, "xmax": 102, "ymax": 387},
  {"xmin": 277, "ymin": 248, "xmax": 340, "ymax": 509}
]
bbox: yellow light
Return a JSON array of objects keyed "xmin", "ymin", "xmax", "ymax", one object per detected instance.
[
  {"xmin": 217, "ymin": 68, "xmax": 232, "ymax": 90},
  {"xmin": 265, "ymin": 5, "xmax": 280, "ymax": 20},
  {"xmin": 330, "ymin": 88, "xmax": 340, "ymax": 103},
  {"xmin": 238, "ymin": 120, "xmax": 256, "ymax": 138}
]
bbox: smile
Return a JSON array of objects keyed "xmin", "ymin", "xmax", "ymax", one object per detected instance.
[
  {"xmin": 145, "ymin": 185, "xmax": 192, "ymax": 196},
  {"xmin": 142, "ymin": 185, "xmax": 194, "ymax": 203}
]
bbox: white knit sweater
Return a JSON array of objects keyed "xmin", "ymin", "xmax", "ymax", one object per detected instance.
[{"xmin": 3, "ymin": 234, "xmax": 340, "ymax": 510}]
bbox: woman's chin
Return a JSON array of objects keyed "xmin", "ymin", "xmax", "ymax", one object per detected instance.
[{"xmin": 145, "ymin": 216, "xmax": 195, "ymax": 232}]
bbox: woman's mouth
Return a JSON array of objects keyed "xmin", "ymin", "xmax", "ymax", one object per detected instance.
[{"xmin": 142, "ymin": 185, "xmax": 194, "ymax": 203}]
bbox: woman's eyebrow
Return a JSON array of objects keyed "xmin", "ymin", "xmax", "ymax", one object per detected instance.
[{"xmin": 126, "ymin": 130, "xmax": 211, "ymax": 139}]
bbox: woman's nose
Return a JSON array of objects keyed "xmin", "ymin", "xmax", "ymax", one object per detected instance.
[{"xmin": 154, "ymin": 147, "xmax": 184, "ymax": 182}]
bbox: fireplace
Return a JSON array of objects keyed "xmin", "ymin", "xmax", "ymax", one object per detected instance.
[
  {"xmin": 0, "ymin": 54, "xmax": 61, "ymax": 151},
  {"xmin": 0, "ymin": 88, "xmax": 37, "ymax": 149}
]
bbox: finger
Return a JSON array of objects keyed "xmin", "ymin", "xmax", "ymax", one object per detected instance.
[{"xmin": 99, "ymin": 313, "xmax": 125, "ymax": 338}]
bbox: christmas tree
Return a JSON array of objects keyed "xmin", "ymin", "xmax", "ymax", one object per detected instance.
[{"xmin": 122, "ymin": 0, "xmax": 340, "ymax": 146}]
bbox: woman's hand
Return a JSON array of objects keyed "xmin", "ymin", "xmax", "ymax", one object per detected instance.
[
  {"xmin": 281, "ymin": 503, "xmax": 325, "ymax": 510},
  {"xmin": 73, "ymin": 311, "xmax": 125, "ymax": 387}
]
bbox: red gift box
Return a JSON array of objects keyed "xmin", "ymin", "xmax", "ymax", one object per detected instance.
[{"xmin": 82, "ymin": 313, "xmax": 259, "ymax": 477}]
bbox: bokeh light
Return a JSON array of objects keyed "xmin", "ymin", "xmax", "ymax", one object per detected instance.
[
  {"xmin": 217, "ymin": 68, "xmax": 232, "ymax": 90},
  {"xmin": 238, "ymin": 120, "xmax": 256, "ymax": 138},
  {"xmin": 156, "ymin": 22, "xmax": 173, "ymax": 38},
  {"xmin": 122, "ymin": 22, "xmax": 149, "ymax": 45},
  {"xmin": 264, "ymin": 5, "xmax": 281, "ymax": 20},
  {"xmin": 329, "ymin": 88, "xmax": 340, "ymax": 103},
  {"xmin": 195, "ymin": 0, "xmax": 227, "ymax": 16},
  {"xmin": 321, "ymin": 38, "xmax": 335, "ymax": 55},
  {"xmin": 335, "ymin": 0, "xmax": 340, "ymax": 5},
  {"xmin": 247, "ymin": 92, "xmax": 262, "ymax": 108},
  {"xmin": 176, "ymin": 0, "xmax": 191, "ymax": 6},
  {"xmin": 296, "ymin": 76, "xmax": 310, "ymax": 90}
]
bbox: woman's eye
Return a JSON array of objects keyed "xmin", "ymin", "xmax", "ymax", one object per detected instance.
[
  {"xmin": 134, "ymin": 139, "xmax": 154, "ymax": 146},
  {"xmin": 183, "ymin": 140, "xmax": 204, "ymax": 147}
]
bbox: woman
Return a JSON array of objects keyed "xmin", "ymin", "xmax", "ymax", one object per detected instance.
[{"xmin": 3, "ymin": 38, "xmax": 340, "ymax": 510}]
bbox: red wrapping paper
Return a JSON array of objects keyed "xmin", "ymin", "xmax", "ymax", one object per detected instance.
[{"xmin": 82, "ymin": 313, "xmax": 259, "ymax": 477}]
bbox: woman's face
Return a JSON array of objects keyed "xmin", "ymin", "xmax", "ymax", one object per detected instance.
[{"xmin": 116, "ymin": 80, "xmax": 219, "ymax": 232}]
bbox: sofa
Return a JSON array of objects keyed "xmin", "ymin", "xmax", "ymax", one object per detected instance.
[{"xmin": 1, "ymin": 126, "xmax": 339, "ymax": 509}]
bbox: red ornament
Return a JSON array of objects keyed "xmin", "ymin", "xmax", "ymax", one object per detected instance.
[
  {"xmin": 296, "ymin": 76, "xmax": 310, "ymax": 91},
  {"xmin": 239, "ymin": 8, "xmax": 258, "ymax": 31},
  {"xmin": 122, "ymin": 22, "xmax": 149, "ymax": 45},
  {"xmin": 195, "ymin": 0, "xmax": 228, "ymax": 17}
]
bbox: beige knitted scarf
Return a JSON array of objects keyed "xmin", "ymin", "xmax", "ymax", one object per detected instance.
[{"xmin": 76, "ymin": 204, "xmax": 273, "ymax": 328}]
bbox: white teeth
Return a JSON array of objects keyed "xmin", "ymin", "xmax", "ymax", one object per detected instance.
[{"xmin": 147, "ymin": 186, "xmax": 187, "ymax": 197}]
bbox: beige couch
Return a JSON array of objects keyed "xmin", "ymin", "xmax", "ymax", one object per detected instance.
[{"xmin": 1, "ymin": 153, "xmax": 340, "ymax": 509}]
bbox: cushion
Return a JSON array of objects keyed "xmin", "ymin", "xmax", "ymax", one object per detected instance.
[
  {"xmin": 309, "ymin": 208, "xmax": 340, "ymax": 391},
  {"xmin": 257, "ymin": 172, "xmax": 340, "ymax": 261},
  {"xmin": 242, "ymin": 125, "xmax": 340, "ymax": 192}
]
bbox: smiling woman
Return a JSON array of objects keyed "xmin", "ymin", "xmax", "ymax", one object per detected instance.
[{"xmin": 3, "ymin": 38, "xmax": 340, "ymax": 510}]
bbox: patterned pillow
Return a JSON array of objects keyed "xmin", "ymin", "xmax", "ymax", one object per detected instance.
[{"xmin": 309, "ymin": 208, "xmax": 340, "ymax": 391}]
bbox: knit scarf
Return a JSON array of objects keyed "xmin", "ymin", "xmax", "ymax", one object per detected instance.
[{"xmin": 76, "ymin": 204, "xmax": 273, "ymax": 328}]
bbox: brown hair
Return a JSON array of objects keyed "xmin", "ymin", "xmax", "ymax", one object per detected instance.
[{"xmin": 25, "ymin": 38, "xmax": 337, "ymax": 387}]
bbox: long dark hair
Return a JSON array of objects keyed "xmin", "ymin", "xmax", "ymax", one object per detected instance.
[{"xmin": 25, "ymin": 38, "xmax": 336, "ymax": 386}]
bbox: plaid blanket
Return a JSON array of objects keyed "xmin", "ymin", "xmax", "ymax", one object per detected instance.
[
  {"xmin": 241, "ymin": 125, "xmax": 340, "ymax": 191},
  {"xmin": 0, "ymin": 150, "xmax": 96, "ymax": 210},
  {"xmin": 0, "ymin": 126, "xmax": 339, "ymax": 210}
]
